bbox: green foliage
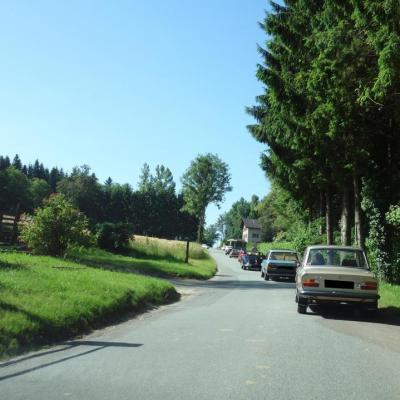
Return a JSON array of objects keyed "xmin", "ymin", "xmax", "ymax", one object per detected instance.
[
  {"xmin": 386, "ymin": 204, "xmax": 400, "ymax": 228},
  {"xmin": 96, "ymin": 222, "xmax": 133, "ymax": 252},
  {"xmin": 57, "ymin": 165, "xmax": 103, "ymax": 222},
  {"xmin": 29, "ymin": 178, "xmax": 51, "ymax": 208},
  {"xmin": 181, "ymin": 153, "xmax": 232, "ymax": 242},
  {"xmin": 248, "ymin": 241, "xmax": 295, "ymax": 254},
  {"xmin": 20, "ymin": 194, "xmax": 94, "ymax": 256},
  {"xmin": 290, "ymin": 220, "xmax": 325, "ymax": 254},
  {"xmin": 203, "ymin": 224, "xmax": 219, "ymax": 247},
  {"xmin": 248, "ymin": 0, "xmax": 400, "ymax": 282},
  {"xmin": 0, "ymin": 166, "xmax": 30, "ymax": 213},
  {"xmin": 0, "ymin": 251, "xmax": 177, "ymax": 357},
  {"xmin": 0, "ymin": 154, "xmax": 198, "ymax": 242},
  {"xmin": 379, "ymin": 283, "xmax": 400, "ymax": 310}
]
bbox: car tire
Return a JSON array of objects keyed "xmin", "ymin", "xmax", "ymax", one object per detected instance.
[
  {"xmin": 297, "ymin": 304, "xmax": 307, "ymax": 314},
  {"xmin": 264, "ymin": 274, "xmax": 269, "ymax": 281},
  {"xmin": 261, "ymin": 271, "xmax": 265, "ymax": 278}
]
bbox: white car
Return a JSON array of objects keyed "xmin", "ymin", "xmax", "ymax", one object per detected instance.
[
  {"xmin": 201, "ymin": 244, "xmax": 209, "ymax": 249},
  {"xmin": 295, "ymin": 245, "xmax": 379, "ymax": 315}
]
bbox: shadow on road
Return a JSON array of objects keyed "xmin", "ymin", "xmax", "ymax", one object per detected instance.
[
  {"xmin": 175, "ymin": 278, "xmax": 295, "ymax": 290},
  {"xmin": 309, "ymin": 304, "xmax": 400, "ymax": 326},
  {"xmin": 0, "ymin": 340, "xmax": 143, "ymax": 381}
]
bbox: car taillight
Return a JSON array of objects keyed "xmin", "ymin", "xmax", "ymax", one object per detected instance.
[
  {"xmin": 360, "ymin": 281, "xmax": 377, "ymax": 290},
  {"xmin": 302, "ymin": 278, "xmax": 319, "ymax": 288}
]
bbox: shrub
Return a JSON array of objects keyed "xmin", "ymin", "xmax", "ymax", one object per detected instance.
[
  {"xmin": 96, "ymin": 222, "xmax": 133, "ymax": 252},
  {"xmin": 20, "ymin": 194, "xmax": 93, "ymax": 256}
]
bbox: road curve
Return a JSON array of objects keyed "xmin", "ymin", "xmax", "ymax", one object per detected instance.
[{"xmin": 1, "ymin": 249, "xmax": 399, "ymax": 400}]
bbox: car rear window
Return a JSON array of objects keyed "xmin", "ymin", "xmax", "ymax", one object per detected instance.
[
  {"xmin": 269, "ymin": 252, "xmax": 298, "ymax": 261},
  {"xmin": 306, "ymin": 249, "xmax": 368, "ymax": 268}
]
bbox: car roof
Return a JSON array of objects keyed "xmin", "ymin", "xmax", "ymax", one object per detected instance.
[{"xmin": 306, "ymin": 245, "xmax": 363, "ymax": 251}]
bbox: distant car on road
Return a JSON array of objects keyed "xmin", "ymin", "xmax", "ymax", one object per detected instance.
[
  {"xmin": 261, "ymin": 250, "xmax": 299, "ymax": 281},
  {"xmin": 224, "ymin": 246, "xmax": 233, "ymax": 255},
  {"xmin": 241, "ymin": 254, "xmax": 263, "ymax": 270},
  {"xmin": 237, "ymin": 249, "xmax": 247, "ymax": 263},
  {"xmin": 201, "ymin": 244, "xmax": 209, "ymax": 249},
  {"xmin": 295, "ymin": 245, "xmax": 379, "ymax": 315},
  {"xmin": 229, "ymin": 248, "xmax": 241, "ymax": 258}
]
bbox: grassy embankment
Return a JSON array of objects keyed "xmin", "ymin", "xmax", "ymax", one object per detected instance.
[
  {"xmin": 70, "ymin": 236, "xmax": 217, "ymax": 280},
  {"xmin": 0, "ymin": 237, "xmax": 216, "ymax": 358},
  {"xmin": 254, "ymin": 241, "xmax": 400, "ymax": 310}
]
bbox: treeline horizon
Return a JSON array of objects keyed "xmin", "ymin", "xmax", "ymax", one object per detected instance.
[{"xmin": 0, "ymin": 154, "xmax": 198, "ymax": 240}]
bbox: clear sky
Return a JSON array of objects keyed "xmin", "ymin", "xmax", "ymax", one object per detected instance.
[{"xmin": 0, "ymin": 0, "xmax": 271, "ymax": 225}]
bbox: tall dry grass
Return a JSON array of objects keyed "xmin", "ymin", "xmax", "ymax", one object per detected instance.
[{"xmin": 129, "ymin": 235, "xmax": 207, "ymax": 261}]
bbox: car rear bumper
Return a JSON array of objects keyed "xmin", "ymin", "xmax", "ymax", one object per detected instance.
[
  {"xmin": 268, "ymin": 270, "xmax": 296, "ymax": 278},
  {"xmin": 298, "ymin": 289, "xmax": 380, "ymax": 303}
]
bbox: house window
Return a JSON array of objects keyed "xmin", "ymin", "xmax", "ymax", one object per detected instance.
[{"xmin": 252, "ymin": 233, "xmax": 259, "ymax": 239}]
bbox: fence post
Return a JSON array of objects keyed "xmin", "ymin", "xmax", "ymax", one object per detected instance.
[{"xmin": 185, "ymin": 240, "xmax": 189, "ymax": 264}]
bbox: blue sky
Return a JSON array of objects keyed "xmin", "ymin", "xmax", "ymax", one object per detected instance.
[{"xmin": 0, "ymin": 0, "xmax": 271, "ymax": 224}]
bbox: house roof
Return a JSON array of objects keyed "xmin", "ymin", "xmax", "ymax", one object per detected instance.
[{"xmin": 242, "ymin": 218, "xmax": 262, "ymax": 229}]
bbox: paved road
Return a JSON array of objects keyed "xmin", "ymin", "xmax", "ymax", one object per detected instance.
[{"xmin": 1, "ymin": 250, "xmax": 400, "ymax": 400}]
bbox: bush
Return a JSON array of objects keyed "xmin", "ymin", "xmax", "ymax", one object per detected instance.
[
  {"xmin": 96, "ymin": 222, "xmax": 133, "ymax": 252},
  {"xmin": 20, "ymin": 194, "xmax": 93, "ymax": 256}
]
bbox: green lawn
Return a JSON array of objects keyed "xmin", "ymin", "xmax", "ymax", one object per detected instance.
[
  {"xmin": 379, "ymin": 283, "xmax": 400, "ymax": 309},
  {"xmin": 69, "ymin": 246, "xmax": 217, "ymax": 280},
  {"xmin": 0, "ymin": 252, "xmax": 178, "ymax": 358}
]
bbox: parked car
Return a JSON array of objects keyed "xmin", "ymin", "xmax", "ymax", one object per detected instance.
[
  {"xmin": 261, "ymin": 250, "xmax": 299, "ymax": 281},
  {"xmin": 241, "ymin": 254, "xmax": 263, "ymax": 270},
  {"xmin": 295, "ymin": 245, "xmax": 379, "ymax": 315},
  {"xmin": 237, "ymin": 250, "xmax": 247, "ymax": 263},
  {"xmin": 224, "ymin": 246, "xmax": 233, "ymax": 255},
  {"xmin": 229, "ymin": 248, "xmax": 241, "ymax": 258}
]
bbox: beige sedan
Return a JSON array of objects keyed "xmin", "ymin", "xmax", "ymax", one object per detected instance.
[{"xmin": 295, "ymin": 245, "xmax": 379, "ymax": 314}]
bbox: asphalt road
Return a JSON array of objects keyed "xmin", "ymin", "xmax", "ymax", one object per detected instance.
[{"xmin": 1, "ymin": 249, "xmax": 400, "ymax": 400}]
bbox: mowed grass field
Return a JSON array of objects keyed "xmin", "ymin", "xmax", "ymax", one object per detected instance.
[{"xmin": 0, "ymin": 237, "xmax": 216, "ymax": 358}]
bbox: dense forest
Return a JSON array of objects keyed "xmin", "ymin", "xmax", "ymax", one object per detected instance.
[
  {"xmin": 246, "ymin": 1, "xmax": 400, "ymax": 283},
  {"xmin": 0, "ymin": 154, "xmax": 198, "ymax": 240}
]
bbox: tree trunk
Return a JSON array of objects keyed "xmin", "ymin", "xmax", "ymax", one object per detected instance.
[
  {"xmin": 326, "ymin": 186, "xmax": 333, "ymax": 245},
  {"xmin": 197, "ymin": 209, "xmax": 205, "ymax": 243},
  {"xmin": 319, "ymin": 191, "xmax": 325, "ymax": 235},
  {"xmin": 340, "ymin": 182, "xmax": 351, "ymax": 246},
  {"xmin": 353, "ymin": 175, "xmax": 364, "ymax": 248}
]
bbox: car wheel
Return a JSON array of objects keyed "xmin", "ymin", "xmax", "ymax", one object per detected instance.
[
  {"xmin": 264, "ymin": 274, "xmax": 269, "ymax": 281},
  {"xmin": 261, "ymin": 271, "xmax": 265, "ymax": 278},
  {"xmin": 297, "ymin": 304, "xmax": 307, "ymax": 314}
]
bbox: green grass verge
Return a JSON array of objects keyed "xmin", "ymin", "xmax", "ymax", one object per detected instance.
[
  {"xmin": 69, "ymin": 246, "xmax": 217, "ymax": 280},
  {"xmin": 379, "ymin": 283, "xmax": 400, "ymax": 309},
  {"xmin": 247, "ymin": 242, "xmax": 296, "ymax": 253},
  {"xmin": 0, "ymin": 252, "xmax": 178, "ymax": 358}
]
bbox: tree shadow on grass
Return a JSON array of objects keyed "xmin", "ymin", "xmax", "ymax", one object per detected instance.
[
  {"xmin": 0, "ymin": 260, "xmax": 27, "ymax": 271},
  {"xmin": 73, "ymin": 256, "xmax": 209, "ymax": 280}
]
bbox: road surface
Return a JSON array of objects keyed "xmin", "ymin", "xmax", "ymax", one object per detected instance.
[{"xmin": 1, "ymin": 249, "xmax": 400, "ymax": 399}]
